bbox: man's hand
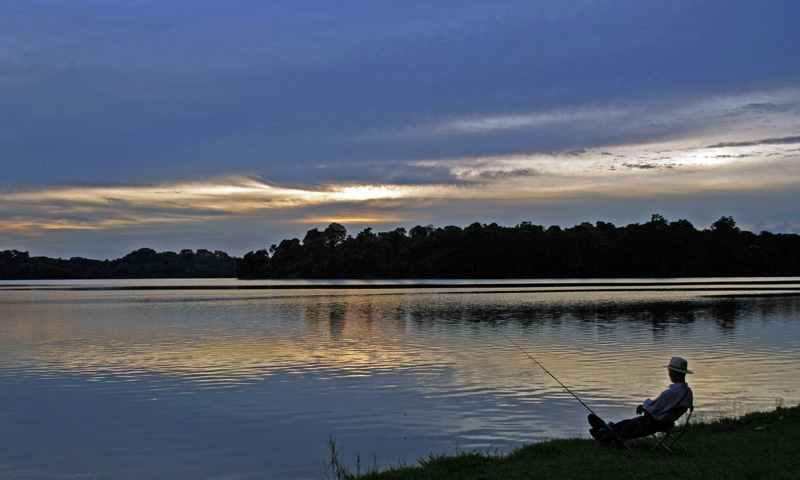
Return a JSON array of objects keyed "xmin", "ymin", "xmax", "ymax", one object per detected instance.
[{"xmin": 636, "ymin": 405, "xmax": 645, "ymax": 415}]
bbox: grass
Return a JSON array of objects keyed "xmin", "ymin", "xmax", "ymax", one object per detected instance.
[{"xmin": 324, "ymin": 403, "xmax": 800, "ymax": 480}]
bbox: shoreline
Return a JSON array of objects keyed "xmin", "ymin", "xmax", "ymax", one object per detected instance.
[
  {"xmin": 330, "ymin": 404, "xmax": 800, "ymax": 479},
  {"xmin": 3, "ymin": 276, "xmax": 800, "ymax": 292}
]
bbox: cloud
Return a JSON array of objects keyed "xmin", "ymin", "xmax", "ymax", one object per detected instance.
[
  {"xmin": 3, "ymin": 80, "xmax": 800, "ymax": 248},
  {"xmin": 5, "ymin": 121, "xmax": 800, "ymax": 242},
  {"xmin": 3, "ymin": 135, "xmax": 800, "ymax": 257},
  {"xmin": 0, "ymin": 177, "xmax": 427, "ymax": 236},
  {"xmin": 706, "ymin": 136, "xmax": 800, "ymax": 148},
  {"xmin": 621, "ymin": 163, "xmax": 671, "ymax": 170},
  {"xmin": 355, "ymin": 105, "xmax": 629, "ymax": 141},
  {"xmin": 752, "ymin": 220, "xmax": 800, "ymax": 235},
  {"xmin": 357, "ymin": 89, "xmax": 800, "ymax": 150},
  {"xmin": 477, "ymin": 168, "xmax": 540, "ymax": 180},
  {"xmin": 425, "ymin": 107, "xmax": 623, "ymax": 136}
]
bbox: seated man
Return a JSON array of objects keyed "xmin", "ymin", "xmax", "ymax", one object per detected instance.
[{"xmin": 588, "ymin": 357, "xmax": 693, "ymax": 443}]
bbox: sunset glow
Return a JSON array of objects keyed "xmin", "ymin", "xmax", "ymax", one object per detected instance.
[
  {"xmin": 1, "ymin": 1, "xmax": 798, "ymax": 257},
  {"xmin": 2, "ymin": 125, "xmax": 799, "ymax": 243},
  {"xmin": 3, "ymin": 4, "xmax": 800, "ymax": 479}
]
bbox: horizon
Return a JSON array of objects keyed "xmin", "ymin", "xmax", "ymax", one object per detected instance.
[
  {"xmin": 1, "ymin": 213, "xmax": 782, "ymax": 262},
  {"xmin": 2, "ymin": 1, "xmax": 799, "ymax": 259}
]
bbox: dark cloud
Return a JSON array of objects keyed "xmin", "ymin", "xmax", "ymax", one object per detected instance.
[
  {"xmin": 741, "ymin": 103, "xmax": 793, "ymax": 113},
  {"xmin": 707, "ymin": 136, "xmax": 800, "ymax": 148},
  {"xmin": 622, "ymin": 163, "xmax": 662, "ymax": 170},
  {"xmin": 478, "ymin": 169, "xmax": 540, "ymax": 180}
]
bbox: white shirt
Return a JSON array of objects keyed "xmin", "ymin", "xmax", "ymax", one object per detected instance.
[{"xmin": 642, "ymin": 382, "xmax": 693, "ymax": 423}]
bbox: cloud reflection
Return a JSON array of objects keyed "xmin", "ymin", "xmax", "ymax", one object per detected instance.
[{"xmin": 2, "ymin": 282, "xmax": 799, "ymax": 451}]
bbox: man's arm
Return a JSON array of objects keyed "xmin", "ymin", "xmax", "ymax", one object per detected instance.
[{"xmin": 641, "ymin": 384, "xmax": 690, "ymax": 421}]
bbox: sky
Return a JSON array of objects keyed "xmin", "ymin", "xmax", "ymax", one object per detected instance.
[{"xmin": 2, "ymin": 0, "xmax": 800, "ymax": 259}]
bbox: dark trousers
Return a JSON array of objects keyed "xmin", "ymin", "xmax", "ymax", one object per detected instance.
[{"xmin": 608, "ymin": 413, "xmax": 669, "ymax": 440}]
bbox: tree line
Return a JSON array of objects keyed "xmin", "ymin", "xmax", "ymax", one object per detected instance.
[
  {"xmin": 4, "ymin": 215, "xmax": 800, "ymax": 280},
  {"xmin": 0, "ymin": 248, "xmax": 238, "ymax": 280},
  {"xmin": 236, "ymin": 215, "xmax": 800, "ymax": 279}
]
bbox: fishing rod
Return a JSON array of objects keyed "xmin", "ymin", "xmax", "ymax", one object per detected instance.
[
  {"xmin": 493, "ymin": 326, "xmax": 633, "ymax": 450},
  {"xmin": 493, "ymin": 326, "xmax": 597, "ymax": 415}
]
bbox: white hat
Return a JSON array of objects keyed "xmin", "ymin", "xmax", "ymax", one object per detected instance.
[{"xmin": 665, "ymin": 357, "xmax": 693, "ymax": 374}]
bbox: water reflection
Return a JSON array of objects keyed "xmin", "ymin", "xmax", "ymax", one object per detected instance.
[
  {"xmin": 1, "ymin": 285, "xmax": 798, "ymax": 396},
  {"xmin": 401, "ymin": 290, "xmax": 800, "ymax": 333},
  {"xmin": 0, "ymin": 280, "xmax": 799, "ymax": 479}
]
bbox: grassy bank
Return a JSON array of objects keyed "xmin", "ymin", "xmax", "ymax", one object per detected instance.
[{"xmin": 326, "ymin": 404, "xmax": 799, "ymax": 479}]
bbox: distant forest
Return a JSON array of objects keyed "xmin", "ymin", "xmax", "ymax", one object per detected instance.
[
  {"xmin": 3, "ymin": 215, "xmax": 800, "ymax": 280},
  {"xmin": 238, "ymin": 215, "xmax": 800, "ymax": 279},
  {"xmin": 0, "ymin": 248, "xmax": 238, "ymax": 280}
]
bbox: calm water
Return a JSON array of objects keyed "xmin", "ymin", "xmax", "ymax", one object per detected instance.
[{"xmin": 1, "ymin": 278, "xmax": 799, "ymax": 479}]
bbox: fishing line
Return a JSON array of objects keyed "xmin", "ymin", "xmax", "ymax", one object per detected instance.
[
  {"xmin": 493, "ymin": 325, "xmax": 634, "ymax": 450},
  {"xmin": 492, "ymin": 326, "xmax": 597, "ymax": 416}
]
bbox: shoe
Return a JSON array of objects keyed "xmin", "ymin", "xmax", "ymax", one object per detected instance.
[
  {"xmin": 588, "ymin": 413, "xmax": 606, "ymax": 430},
  {"xmin": 589, "ymin": 427, "xmax": 613, "ymax": 443}
]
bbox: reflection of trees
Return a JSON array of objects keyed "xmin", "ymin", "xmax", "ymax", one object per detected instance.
[
  {"xmin": 237, "ymin": 216, "xmax": 800, "ymax": 280},
  {"xmin": 399, "ymin": 295, "xmax": 800, "ymax": 335},
  {"xmin": 327, "ymin": 303, "xmax": 347, "ymax": 338},
  {"xmin": 708, "ymin": 300, "xmax": 741, "ymax": 330},
  {"xmin": 303, "ymin": 299, "xmax": 377, "ymax": 339},
  {"xmin": 293, "ymin": 292, "xmax": 800, "ymax": 347}
]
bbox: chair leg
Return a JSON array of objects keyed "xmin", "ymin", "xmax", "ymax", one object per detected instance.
[
  {"xmin": 651, "ymin": 433, "xmax": 673, "ymax": 453},
  {"xmin": 666, "ymin": 434, "xmax": 688, "ymax": 452},
  {"xmin": 653, "ymin": 430, "xmax": 688, "ymax": 453}
]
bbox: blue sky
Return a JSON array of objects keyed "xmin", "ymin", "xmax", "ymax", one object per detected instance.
[{"xmin": 2, "ymin": 0, "xmax": 800, "ymax": 259}]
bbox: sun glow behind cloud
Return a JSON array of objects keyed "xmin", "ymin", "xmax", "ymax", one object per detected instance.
[
  {"xmin": 327, "ymin": 185, "xmax": 407, "ymax": 202},
  {"xmin": 0, "ymin": 179, "xmax": 421, "ymax": 235},
  {"xmin": 2, "ymin": 133, "xmax": 799, "ymax": 239},
  {"xmin": 1, "ymin": 87, "xmax": 799, "ymax": 256},
  {"xmin": 414, "ymin": 137, "xmax": 800, "ymax": 195}
]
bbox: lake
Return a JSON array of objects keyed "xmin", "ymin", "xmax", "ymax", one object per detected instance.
[{"xmin": 1, "ymin": 278, "xmax": 799, "ymax": 479}]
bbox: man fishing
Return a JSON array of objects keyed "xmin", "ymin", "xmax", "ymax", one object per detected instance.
[{"xmin": 588, "ymin": 357, "xmax": 693, "ymax": 444}]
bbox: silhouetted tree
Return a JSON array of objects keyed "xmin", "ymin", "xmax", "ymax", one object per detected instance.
[
  {"xmin": 7, "ymin": 216, "xmax": 800, "ymax": 280},
  {"xmin": 234, "ymin": 216, "xmax": 800, "ymax": 279},
  {"xmin": 1, "ymin": 247, "xmax": 238, "ymax": 279}
]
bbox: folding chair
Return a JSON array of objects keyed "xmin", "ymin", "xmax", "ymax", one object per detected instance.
[{"xmin": 651, "ymin": 404, "xmax": 693, "ymax": 453}]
